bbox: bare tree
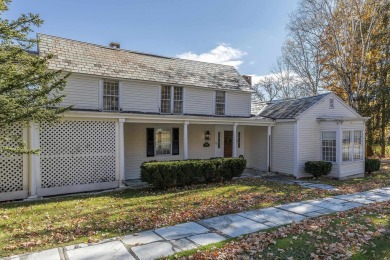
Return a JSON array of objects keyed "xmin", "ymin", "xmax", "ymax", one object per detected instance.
[
  {"xmin": 271, "ymin": 56, "xmax": 305, "ymax": 99},
  {"xmin": 252, "ymin": 76, "xmax": 279, "ymax": 102},
  {"xmin": 282, "ymin": 0, "xmax": 328, "ymax": 96}
]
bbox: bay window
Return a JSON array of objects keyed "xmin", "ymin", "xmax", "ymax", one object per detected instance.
[{"xmin": 342, "ymin": 130, "xmax": 363, "ymax": 162}]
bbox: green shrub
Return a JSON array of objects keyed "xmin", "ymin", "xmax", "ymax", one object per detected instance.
[
  {"xmin": 304, "ymin": 161, "xmax": 332, "ymax": 178},
  {"xmin": 365, "ymin": 158, "xmax": 381, "ymax": 174},
  {"xmin": 140, "ymin": 158, "xmax": 247, "ymax": 188}
]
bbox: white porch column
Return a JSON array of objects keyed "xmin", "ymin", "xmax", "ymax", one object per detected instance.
[
  {"xmin": 184, "ymin": 121, "xmax": 189, "ymax": 160},
  {"xmin": 118, "ymin": 118, "xmax": 125, "ymax": 187},
  {"xmin": 27, "ymin": 122, "xmax": 40, "ymax": 199},
  {"xmin": 233, "ymin": 123, "xmax": 238, "ymax": 157},
  {"xmin": 267, "ymin": 126, "xmax": 272, "ymax": 172}
]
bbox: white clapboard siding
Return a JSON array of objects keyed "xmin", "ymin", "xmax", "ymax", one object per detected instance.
[
  {"xmin": 122, "ymin": 81, "xmax": 160, "ymax": 113},
  {"xmin": 298, "ymin": 94, "xmax": 364, "ymax": 177},
  {"xmin": 184, "ymin": 87, "xmax": 214, "ymax": 115},
  {"xmin": 340, "ymin": 161, "xmax": 365, "ymax": 178},
  {"xmin": 225, "ymin": 92, "xmax": 251, "ymax": 116},
  {"xmin": 188, "ymin": 125, "xmax": 216, "ymax": 159},
  {"xmin": 271, "ymin": 122, "xmax": 295, "ymax": 175},
  {"xmin": 61, "ymin": 74, "xmax": 100, "ymax": 109},
  {"xmin": 244, "ymin": 126, "xmax": 267, "ymax": 171},
  {"xmin": 124, "ymin": 123, "xmax": 184, "ymax": 179}
]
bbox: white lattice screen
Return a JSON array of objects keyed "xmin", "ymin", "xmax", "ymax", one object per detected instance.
[
  {"xmin": 40, "ymin": 121, "xmax": 117, "ymax": 188},
  {"xmin": 0, "ymin": 125, "xmax": 24, "ymax": 193}
]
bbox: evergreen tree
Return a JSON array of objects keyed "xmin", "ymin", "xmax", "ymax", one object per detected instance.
[{"xmin": 0, "ymin": 0, "xmax": 69, "ymax": 154}]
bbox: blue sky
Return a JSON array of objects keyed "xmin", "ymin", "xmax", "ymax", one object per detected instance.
[{"xmin": 5, "ymin": 0, "xmax": 298, "ymax": 80}]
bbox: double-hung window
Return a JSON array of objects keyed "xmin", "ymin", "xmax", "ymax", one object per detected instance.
[
  {"xmin": 321, "ymin": 131, "xmax": 336, "ymax": 162},
  {"xmin": 342, "ymin": 130, "xmax": 363, "ymax": 161},
  {"xmin": 146, "ymin": 128, "xmax": 179, "ymax": 157},
  {"xmin": 103, "ymin": 80, "xmax": 119, "ymax": 111},
  {"xmin": 161, "ymin": 85, "xmax": 183, "ymax": 114},
  {"xmin": 155, "ymin": 128, "xmax": 171, "ymax": 155},
  {"xmin": 215, "ymin": 91, "xmax": 225, "ymax": 115}
]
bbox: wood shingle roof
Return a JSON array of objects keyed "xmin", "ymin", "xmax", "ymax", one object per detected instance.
[{"xmin": 38, "ymin": 34, "xmax": 252, "ymax": 92}]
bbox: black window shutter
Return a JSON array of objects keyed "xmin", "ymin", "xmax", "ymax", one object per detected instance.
[
  {"xmin": 146, "ymin": 128, "xmax": 154, "ymax": 157},
  {"xmin": 172, "ymin": 128, "xmax": 179, "ymax": 155}
]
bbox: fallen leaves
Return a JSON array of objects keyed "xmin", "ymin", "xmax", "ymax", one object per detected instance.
[{"xmin": 184, "ymin": 201, "xmax": 390, "ymax": 259}]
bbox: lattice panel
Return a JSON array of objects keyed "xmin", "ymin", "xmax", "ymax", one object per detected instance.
[
  {"xmin": 40, "ymin": 121, "xmax": 115, "ymax": 156},
  {"xmin": 40, "ymin": 121, "xmax": 117, "ymax": 188},
  {"xmin": 0, "ymin": 125, "xmax": 24, "ymax": 193}
]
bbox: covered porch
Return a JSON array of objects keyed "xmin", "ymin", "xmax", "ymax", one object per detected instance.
[{"xmin": 121, "ymin": 115, "xmax": 274, "ymax": 180}]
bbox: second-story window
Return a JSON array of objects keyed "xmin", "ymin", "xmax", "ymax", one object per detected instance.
[
  {"xmin": 161, "ymin": 85, "xmax": 183, "ymax": 114},
  {"xmin": 161, "ymin": 86, "xmax": 171, "ymax": 113},
  {"xmin": 215, "ymin": 91, "xmax": 225, "ymax": 115},
  {"xmin": 103, "ymin": 80, "xmax": 119, "ymax": 111},
  {"xmin": 173, "ymin": 87, "xmax": 183, "ymax": 114}
]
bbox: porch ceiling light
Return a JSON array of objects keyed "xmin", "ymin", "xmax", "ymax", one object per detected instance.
[{"xmin": 204, "ymin": 131, "xmax": 211, "ymax": 140}]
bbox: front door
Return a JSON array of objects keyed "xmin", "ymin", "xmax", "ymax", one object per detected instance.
[{"xmin": 224, "ymin": 131, "xmax": 233, "ymax": 157}]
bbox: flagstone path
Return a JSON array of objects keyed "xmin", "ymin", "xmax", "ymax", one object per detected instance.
[{"xmin": 4, "ymin": 187, "xmax": 390, "ymax": 260}]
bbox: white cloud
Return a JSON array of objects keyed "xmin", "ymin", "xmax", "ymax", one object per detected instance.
[
  {"xmin": 250, "ymin": 73, "xmax": 279, "ymax": 85},
  {"xmin": 177, "ymin": 44, "xmax": 246, "ymax": 69}
]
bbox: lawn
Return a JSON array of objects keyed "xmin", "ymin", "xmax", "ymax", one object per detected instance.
[
  {"xmin": 175, "ymin": 201, "xmax": 390, "ymax": 259},
  {"xmin": 0, "ymin": 178, "xmax": 332, "ymax": 257},
  {"xmin": 313, "ymin": 159, "xmax": 390, "ymax": 193},
  {"xmin": 1, "ymin": 162, "xmax": 389, "ymax": 257}
]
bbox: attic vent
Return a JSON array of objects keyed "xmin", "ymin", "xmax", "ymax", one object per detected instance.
[
  {"xmin": 109, "ymin": 42, "xmax": 120, "ymax": 49},
  {"xmin": 329, "ymin": 98, "xmax": 334, "ymax": 109}
]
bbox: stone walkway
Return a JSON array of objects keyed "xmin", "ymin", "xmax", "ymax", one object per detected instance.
[
  {"xmin": 263, "ymin": 176, "xmax": 339, "ymax": 191},
  {"xmin": 5, "ymin": 187, "xmax": 390, "ymax": 260},
  {"xmin": 240, "ymin": 168, "xmax": 338, "ymax": 191}
]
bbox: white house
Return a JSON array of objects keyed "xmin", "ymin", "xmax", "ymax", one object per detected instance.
[
  {"xmin": 0, "ymin": 34, "xmax": 368, "ymax": 202},
  {"xmin": 253, "ymin": 93, "xmax": 369, "ymax": 179}
]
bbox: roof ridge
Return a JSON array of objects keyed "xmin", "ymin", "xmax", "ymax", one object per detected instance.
[
  {"xmin": 271, "ymin": 93, "xmax": 330, "ymax": 103},
  {"xmin": 37, "ymin": 33, "xmax": 238, "ymax": 68}
]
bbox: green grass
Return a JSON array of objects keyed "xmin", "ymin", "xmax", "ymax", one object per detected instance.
[
  {"xmin": 0, "ymin": 178, "xmax": 333, "ymax": 257},
  {"xmin": 1, "ymin": 163, "xmax": 389, "ymax": 257}
]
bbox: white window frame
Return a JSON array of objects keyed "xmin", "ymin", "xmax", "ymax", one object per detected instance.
[
  {"xmin": 215, "ymin": 91, "xmax": 225, "ymax": 115},
  {"xmin": 102, "ymin": 79, "xmax": 121, "ymax": 111},
  {"xmin": 160, "ymin": 85, "xmax": 183, "ymax": 114},
  {"xmin": 321, "ymin": 131, "xmax": 337, "ymax": 162},
  {"xmin": 342, "ymin": 130, "xmax": 363, "ymax": 162},
  {"xmin": 155, "ymin": 128, "xmax": 172, "ymax": 156}
]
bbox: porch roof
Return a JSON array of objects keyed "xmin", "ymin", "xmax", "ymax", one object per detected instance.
[{"xmin": 65, "ymin": 110, "xmax": 275, "ymax": 126}]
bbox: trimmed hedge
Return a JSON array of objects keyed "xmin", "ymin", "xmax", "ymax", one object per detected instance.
[
  {"xmin": 304, "ymin": 161, "xmax": 332, "ymax": 178},
  {"xmin": 365, "ymin": 158, "xmax": 380, "ymax": 174},
  {"xmin": 140, "ymin": 158, "xmax": 247, "ymax": 188}
]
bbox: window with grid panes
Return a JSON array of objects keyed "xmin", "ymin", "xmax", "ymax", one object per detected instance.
[
  {"xmin": 342, "ymin": 131, "xmax": 352, "ymax": 161},
  {"xmin": 215, "ymin": 91, "xmax": 225, "ymax": 115},
  {"xmin": 173, "ymin": 87, "xmax": 183, "ymax": 114},
  {"xmin": 103, "ymin": 80, "xmax": 119, "ymax": 111},
  {"xmin": 354, "ymin": 130, "xmax": 363, "ymax": 160},
  {"xmin": 322, "ymin": 131, "xmax": 336, "ymax": 162},
  {"xmin": 161, "ymin": 86, "xmax": 183, "ymax": 114},
  {"xmin": 161, "ymin": 86, "xmax": 171, "ymax": 113},
  {"xmin": 155, "ymin": 128, "xmax": 171, "ymax": 155}
]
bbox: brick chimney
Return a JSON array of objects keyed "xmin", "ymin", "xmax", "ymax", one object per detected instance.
[
  {"xmin": 242, "ymin": 75, "xmax": 252, "ymax": 86},
  {"xmin": 109, "ymin": 42, "xmax": 120, "ymax": 49}
]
